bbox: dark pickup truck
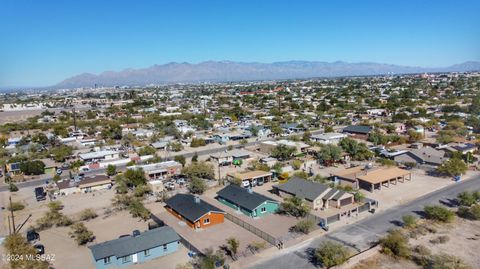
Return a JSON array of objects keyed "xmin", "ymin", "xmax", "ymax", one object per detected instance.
[{"xmin": 35, "ymin": 187, "xmax": 46, "ymax": 201}]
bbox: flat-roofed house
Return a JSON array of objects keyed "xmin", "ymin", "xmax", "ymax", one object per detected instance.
[
  {"xmin": 310, "ymin": 133, "xmax": 347, "ymax": 145},
  {"xmin": 227, "ymin": 170, "xmax": 272, "ymax": 186},
  {"xmin": 331, "ymin": 166, "xmax": 412, "ymax": 192}
]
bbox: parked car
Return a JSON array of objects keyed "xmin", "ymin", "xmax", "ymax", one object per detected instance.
[
  {"xmin": 26, "ymin": 228, "xmax": 40, "ymax": 242},
  {"xmin": 251, "ymin": 179, "xmax": 257, "ymax": 187},
  {"xmin": 176, "ymin": 178, "xmax": 186, "ymax": 185},
  {"xmin": 56, "ymin": 169, "xmax": 63, "ymax": 175},
  {"xmin": 62, "ymin": 163, "xmax": 70, "ymax": 169},
  {"xmin": 165, "ymin": 182, "xmax": 175, "ymax": 190},
  {"xmin": 35, "ymin": 187, "xmax": 46, "ymax": 201},
  {"xmin": 241, "ymin": 180, "xmax": 250, "ymax": 188},
  {"xmin": 34, "ymin": 244, "xmax": 45, "ymax": 255},
  {"xmin": 132, "ymin": 230, "xmax": 141, "ymax": 237}
]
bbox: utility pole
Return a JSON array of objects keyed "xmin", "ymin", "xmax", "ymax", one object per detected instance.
[
  {"xmin": 9, "ymin": 196, "xmax": 16, "ymax": 234},
  {"xmin": 73, "ymin": 108, "xmax": 77, "ymax": 131}
]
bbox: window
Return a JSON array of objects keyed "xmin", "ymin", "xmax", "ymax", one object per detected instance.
[
  {"xmin": 163, "ymin": 244, "xmax": 168, "ymax": 251},
  {"xmin": 203, "ymin": 218, "xmax": 210, "ymax": 224},
  {"xmin": 144, "ymin": 249, "xmax": 150, "ymax": 256},
  {"xmin": 261, "ymin": 207, "xmax": 266, "ymax": 213},
  {"xmin": 121, "ymin": 255, "xmax": 132, "ymax": 263},
  {"xmin": 103, "ymin": 257, "xmax": 111, "ymax": 264}
]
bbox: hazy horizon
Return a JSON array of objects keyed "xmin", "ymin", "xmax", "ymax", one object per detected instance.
[{"xmin": 1, "ymin": 0, "xmax": 479, "ymax": 87}]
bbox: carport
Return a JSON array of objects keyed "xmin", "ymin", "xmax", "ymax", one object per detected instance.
[{"xmin": 356, "ymin": 167, "xmax": 412, "ymax": 192}]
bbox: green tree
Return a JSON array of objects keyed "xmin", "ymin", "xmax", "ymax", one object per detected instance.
[
  {"xmin": 457, "ymin": 191, "xmax": 478, "ymax": 207},
  {"xmin": 124, "ymin": 168, "xmax": 147, "ymax": 186},
  {"xmin": 317, "ymin": 144, "xmax": 342, "ymax": 165},
  {"xmin": 314, "ymin": 241, "xmax": 350, "ymax": 267},
  {"xmin": 20, "ymin": 160, "xmax": 45, "ymax": 175},
  {"xmin": 50, "ymin": 145, "xmax": 73, "ymax": 162},
  {"xmin": 4, "ymin": 233, "xmax": 50, "ymax": 269},
  {"xmin": 437, "ymin": 158, "xmax": 468, "ymax": 177},
  {"xmin": 188, "ymin": 177, "xmax": 207, "ymax": 194},
  {"xmin": 138, "ymin": 146, "xmax": 156, "ymax": 156},
  {"xmin": 191, "ymin": 152, "xmax": 198, "ymax": 162},
  {"xmin": 174, "ymin": 155, "xmax": 186, "ymax": 166},
  {"xmin": 106, "ymin": 164, "xmax": 117, "ymax": 176},
  {"xmin": 182, "ymin": 161, "xmax": 215, "ymax": 179},
  {"xmin": 271, "ymin": 144, "xmax": 295, "ymax": 161},
  {"xmin": 279, "ymin": 196, "xmax": 310, "ymax": 218}
]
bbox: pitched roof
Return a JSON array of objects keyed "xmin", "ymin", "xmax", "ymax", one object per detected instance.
[
  {"xmin": 88, "ymin": 226, "xmax": 180, "ymax": 260},
  {"xmin": 273, "ymin": 177, "xmax": 330, "ymax": 201},
  {"xmin": 217, "ymin": 184, "xmax": 278, "ymax": 211},
  {"xmin": 343, "ymin": 125, "xmax": 372, "ymax": 134},
  {"xmin": 165, "ymin": 194, "xmax": 224, "ymax": 223}
]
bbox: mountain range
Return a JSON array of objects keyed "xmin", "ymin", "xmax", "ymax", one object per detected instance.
[{"xmin": 56, "ymin": 60, "xmax": 480, "ymax": 88}]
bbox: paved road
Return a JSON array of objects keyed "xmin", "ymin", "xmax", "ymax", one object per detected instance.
[
  {"xmin": 0, "ymin": 130, "xmax": 325, "ymax": 192},
  {"xmin": 247, "ymin": 176, "xmax": 480, "ymax": 269}
]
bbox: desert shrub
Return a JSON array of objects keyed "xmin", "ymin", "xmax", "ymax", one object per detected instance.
[
  {"xmin": 69, "ymin": 222, "xmax": 94, "ymax": 245},
  {"xmin": 428, "ymin": 254, "xmax": 471, "ymax": 269},
  {"xmin": 411, "ymin": 245, "xmax": 431, "ymax": 267},
  {"xmin": 279, "ymin": 196, "xmax": 310, "ymax": 218},
  {"xmin": 292, "ymin": 219, "xmax": 315, "ymax": 234},
  {"xmin": 379, "ymin": 230, "xmax": 410, "ymax": 258},
  {"xmin": 429, "ymin": 235, "xmax": 449, "ymax": 244},
  {"xmin": 8, "ymin": 183, "xmax": 18, "ymax": 192},
  {"xmin": 36, "ymin": 201, "xmax": 73, "ymax": 230},
  {"xmin": 402, "ymin": 215, "xmax": 417, "ymax": 228},
  {"xmin": 424, "ymin": 205, "xmax": 455, "ymax": 223},
  {"xmin": 457, "ymin": 204, "xmax": 480, "ymax": 220},
  {"xmin": 314, "ymin": 241, "xmax": 350, "ymax": 267},
  {"xmin": 8, "ymin": 201, "xmax": 25, "ymax": 211},
  {"xmin": 78, "ymin": 208, "xmax": 98, "ymax": 221},
  {"xmin": 247, "ymin": 241, "xmax": 267, "ymax": 254},
  {"xmin": 133, "ymin": 184, "xmax": 152, "ymax": 197}
]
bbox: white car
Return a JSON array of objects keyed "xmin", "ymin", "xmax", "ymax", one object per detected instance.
[{"xmin": 241, "ymin": 180, "xmax": 250, "ymax": 188}]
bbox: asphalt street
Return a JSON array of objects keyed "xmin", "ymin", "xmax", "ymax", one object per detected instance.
[{"xmin": 247, "ymin": 176, "xmax": 480, "ymax": 269}]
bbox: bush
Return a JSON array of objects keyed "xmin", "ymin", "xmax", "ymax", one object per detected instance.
[
  {"xmin": 457, "ymin": 191, "xmax": 477, "ymax": 207},
  {"xmin": 402, "ymin": 215, "xmax": 417, "ymax": 228},
  {"xmin": 279, "ymin": 196, "xmax": 310, "ymax": 218},
  {"xmin": 314, "ymin": 241, "xmax": 350, "ymax": 267},
  {"xmin": 430, "ymin": 235, "xmax": 449, "ymax": 244},
  {"xmin": 292, "ymin": 219, "xmax": 315, "ymax": 234},
  {"xmin": 457, "ymin": 204, "xmax": 480, "ymax": 220},
  {"xmin": 379, "ymin": 230, "xmax": 410, "ymax": 258},
  {"xmin": 9, "ymin": 183, "xmax": 18, "ymax": 192},
  {"xmin": 69, "ymin": 222, "xmax": 94, "ymax": 245},
  {"xmin": 424, "ymin": 205, "xmax": 455, "ymax": 223},
  {"xmin": 106, "ymin": 164, "xmax": 117, "ymax": 176},
  {"xmin": 8, "ymin": 201, "xmax": 25, "ymax": 211},
  {"xmin": 428, "ymin": 254, "xmax": 470, "ymax": 269},
  {"xmin": 20, "ymin": 160, "xmax": 45, "ymax": 175},
  {"xmin": 133, "ymin": 184, "xmax": 152, "ymax": 197},
  {"xmin": 174, "ymin": 155, "xmax": 186, "ymax": 166},
  {"xmin": 188, "ymin": 177, "xmax": 207, "ymax": 195},
  {"xmin": 78, "ymin": 208, "xmax": 98, "ymax": 221}
]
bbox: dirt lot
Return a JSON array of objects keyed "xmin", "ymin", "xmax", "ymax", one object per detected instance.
[
  {"xmin": 156, "ymin": 210, "xmax": 267, "ymax": 257},
  {"xmin": 408, "ymin": 218, "xmax": 480, "ymax": 268},
  {"xmin": 36, "ymin": 210, "xmax": 190, "ymax": 269},
  {"xmin": 349, "ymin": 253, "xmax": 419, "ymax": 269}
]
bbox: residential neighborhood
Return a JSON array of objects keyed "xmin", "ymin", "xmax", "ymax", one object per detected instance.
[{"xmin": 1, "ymin": 1, "xmax": 480, "ymax": 269}]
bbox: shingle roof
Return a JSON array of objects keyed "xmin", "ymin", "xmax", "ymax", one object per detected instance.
[
  {"xmin": 165, "ymin": 194, "xmax": 224, "ymax": 223},
  {"xmin": 342, "ymin": 125, "xmax": 372, "ymax": 134},
  {"xmin": 88, "ymin": 226, "xmax": 180, "ymax": 260},
  {"xmin": 273, "ymin": 177, "xmax": 330, "ymax": 201},
  {"xmin": 217, "ymin": 184, "xmax": 278, "ymax": 211}
]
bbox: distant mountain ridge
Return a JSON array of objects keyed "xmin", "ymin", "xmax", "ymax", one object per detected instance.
[{"xmin": 56, "ymin": 60, "xmax": 480, "ymax": 88}]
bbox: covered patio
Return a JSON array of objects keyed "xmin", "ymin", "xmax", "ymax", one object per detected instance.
[{"xmin": 356, "ymin": 167, "xmax": 412, "ymax": 192}]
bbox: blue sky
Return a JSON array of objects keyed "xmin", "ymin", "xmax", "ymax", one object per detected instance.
[{"xmin": 1, "ymin": 0, "xmax": 479, "ymax": 87}]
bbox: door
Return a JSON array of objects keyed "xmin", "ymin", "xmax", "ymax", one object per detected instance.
[{"xmin": 132, "ymin": 253, "xmax": 138, "ymax": 263}]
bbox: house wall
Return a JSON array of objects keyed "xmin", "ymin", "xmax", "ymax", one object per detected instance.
[
  {"xmin": 80, "ymin": 183, "xmax": 111, "ymax": 192},
  {"xmin": 93, "ymin": 241, "xmax": 179, "ymax": 269},
  {"xmin": 165, "ymin": 207, "xmax": 224, "ymax": 229},
  {"xmin": 253, "ymin": 201, "xmax": 279, "ymax": 217},
  {"xmin": 196, "ymin": 212, "xmax": 224, "ymax": 229}
]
